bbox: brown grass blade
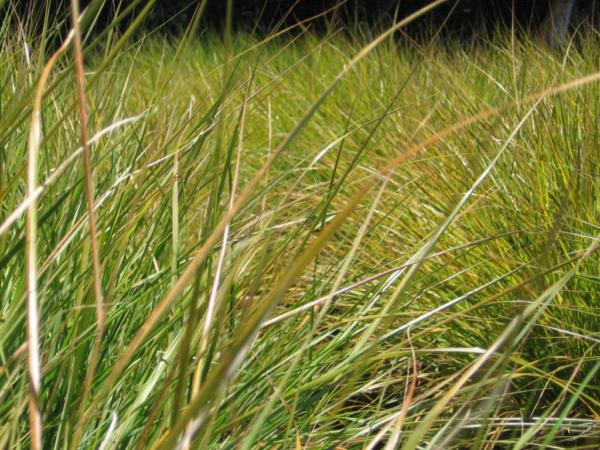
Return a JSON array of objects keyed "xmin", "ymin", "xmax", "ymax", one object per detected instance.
[{"xmin": 68, "ymin": 2, "xmax": 106, "ymax": 447}]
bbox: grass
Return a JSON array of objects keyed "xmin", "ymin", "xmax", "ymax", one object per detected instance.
[{"xmin": 0, "ymin": 4, "xmax": 599, "ymax": 449}]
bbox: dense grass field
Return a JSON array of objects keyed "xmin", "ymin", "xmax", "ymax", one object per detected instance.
[{"xmin": 1, "ymin": 6, "xmax": 599, "ymax": 449}]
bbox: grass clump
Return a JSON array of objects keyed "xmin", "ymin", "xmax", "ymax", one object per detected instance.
[{"xmin": 0, "ymin": 5, "xmax": 599, "ymax": 449}]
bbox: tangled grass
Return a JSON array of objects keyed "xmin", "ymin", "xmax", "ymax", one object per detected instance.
[{"xmin": 0, "ymin": 2, "xmax": 599, "ymax": 448}]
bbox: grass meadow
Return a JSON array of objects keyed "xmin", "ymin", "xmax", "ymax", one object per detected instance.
[{"xmin": 1, "ymin": 3, "xmax": 599, "ymax": 449}]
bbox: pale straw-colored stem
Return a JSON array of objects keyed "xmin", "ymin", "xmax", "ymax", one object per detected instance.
[
  {"xmin": 26, "ymin": 105, "xmax": 42, "ymax": 450},
  {"xmin": 25, "ymin": 24, "xmax": 76, "ymax": 450}
]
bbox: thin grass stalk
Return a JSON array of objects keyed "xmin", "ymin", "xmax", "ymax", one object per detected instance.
[
  {"xmin": 69, "ymin": 1, "xmax": 105, "ymax": 447},
  {"xmin": 24, "ymin": 23, "xmax": 76, "ymax": 450},
  {"xmin": 383, "ymin": 331, "xmax": 418, "ymax": 449},
  {"xmin": 260, "ymin": 98, "xmax": 272, "ymax": 215},
  {"xmin": 26, "ymin": 67, "xmax": 42, "ymax": 450},
  {"xmin": 171, "ymin": 134, "xmax": 180, "ymax": 284}
]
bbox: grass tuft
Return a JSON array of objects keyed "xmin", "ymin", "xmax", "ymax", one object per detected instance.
[{"xmin": 1, "ymin": 3, "xmax": 599, "ymax": 449}]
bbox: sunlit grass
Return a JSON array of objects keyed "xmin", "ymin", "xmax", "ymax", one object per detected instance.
[{"xmin": 0, "ymin": 6, "xmax": 599, "ymax": 449}]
